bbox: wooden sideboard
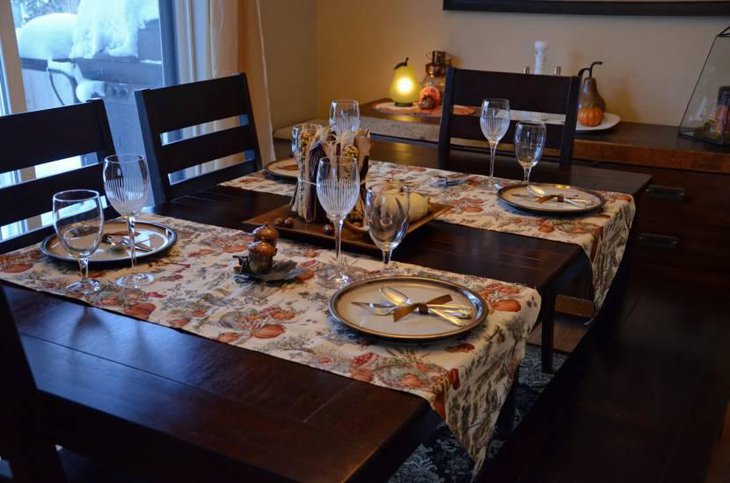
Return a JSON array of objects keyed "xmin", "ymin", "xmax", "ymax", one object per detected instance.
[{"xmin": 568, "ymin": 123, "xmax": 730, "ymax": 282}]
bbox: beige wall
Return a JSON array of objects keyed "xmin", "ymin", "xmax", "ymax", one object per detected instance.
[
  {"xmin": 316, "ymin": 0, "xmax": 728, "ymax": 125},
  {"xmin": 260, "ymin": 0, "xmax": 318, "ymax": 129}
]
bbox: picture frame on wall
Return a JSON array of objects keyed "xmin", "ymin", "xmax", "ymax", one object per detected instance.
[{"xmin": 443, "ymin": 0, "xmax": 730, "ymax": 16}]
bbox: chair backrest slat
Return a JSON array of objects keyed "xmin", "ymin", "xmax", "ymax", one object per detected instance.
[
  {"xmin": 1, "ymin": 101, "xmax": 113, "ymax": 172},
  {"xmin": 439, "ymin": 68, "xmax": 580, "ymax": 165},
  {"xmin": 0, "ymin": 164, "xmax": 106, "ymax": 227},
  {"xmin": 0, "ymin": 100, "xmax": 117, "ymax": 255},
  {"xmin": 162, "ymin": 125, "xmax": 256, "ymax": 174},
  {"xmin": 136, "ymin": 73, "xmax": 262, "ymax": 203}
]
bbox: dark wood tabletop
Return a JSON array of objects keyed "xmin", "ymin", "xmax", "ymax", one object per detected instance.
[{"xmin": 5, "ymin": 141, "xmax": 651, "ymax": 482}]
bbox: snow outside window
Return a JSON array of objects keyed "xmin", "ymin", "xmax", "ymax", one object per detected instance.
[{"xmin": 1, "ymin": 0, "xmax": 170, "ymax": 244}]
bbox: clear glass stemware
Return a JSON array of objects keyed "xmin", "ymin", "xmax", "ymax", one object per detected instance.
[
  {"xmin": 103, "ymin": 154, "xmax": 154, "ymax": 288},
  {"xmin": 365, "ymin": 180, "xmax": 410, "ymax": 272},
  {"xmin": 291, "ymin": 123, "xmax": 319, "ymax": 161},
  {"xmin": 316, "ymin": 156, "xmax": 360, "ymax": 286},
  {"xmin": 480, "ymin": 98, "xmax": 511, "ymax": 190},
  {"xmin": 52, "ymin": 189, "xmax": 104, "ymax": 294},
  {"xmin": 329, "ymin": 100, "xmax": 360, "ymax": 134},
  {"xmin": 514, "ymin": 121, "xmax": 547, "ymax": 184}
]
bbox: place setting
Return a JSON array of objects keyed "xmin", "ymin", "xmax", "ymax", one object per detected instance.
[{"xmin": 39, "ymin": 154, "xmax": 177, "ymax": 294}]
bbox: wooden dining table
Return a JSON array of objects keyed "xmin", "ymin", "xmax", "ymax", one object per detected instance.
[{"xmin": 4, "ymin": 141, "xmax": 650, "ymax": 482}]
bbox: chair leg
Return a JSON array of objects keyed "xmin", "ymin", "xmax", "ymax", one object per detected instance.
[
  {"xmin": 495, "ymin": 366, "xmax": 520, "ymax": 439},
  {"xmin": 540, "ymin": 289, "xmax": 557, "ymax": 373}
]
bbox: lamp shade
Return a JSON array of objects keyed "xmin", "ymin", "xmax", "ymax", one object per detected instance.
[{"xmin": 388, "ymin": 57, "xmax": 419, "ymax": 107}]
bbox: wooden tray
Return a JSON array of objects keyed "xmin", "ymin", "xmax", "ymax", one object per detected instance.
[{"xmin": 243, "ymin": 202, "xmax": 450, "ymax": 251}]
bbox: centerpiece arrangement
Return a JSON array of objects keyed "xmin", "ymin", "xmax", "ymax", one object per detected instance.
[{"xmin": 290, "ymin": 123, "xmax": 371, "ymax": 223}]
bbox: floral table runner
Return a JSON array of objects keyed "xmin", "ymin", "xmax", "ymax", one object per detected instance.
[
  {"xmin": 0, "ymin": 214, "xmax": 540, "ymax": 472},
  {"xmin": 223, "ymin": 160, "xmax": 636, "ymax": 310}
]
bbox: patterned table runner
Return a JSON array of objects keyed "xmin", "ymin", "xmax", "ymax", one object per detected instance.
[
  {"xmin": 0, "ymin": 214, "xmax": 540, "ymax": 472},
  {"xmin": 223, "ymin": 160, "xmax": 636, "ymax": 310}
]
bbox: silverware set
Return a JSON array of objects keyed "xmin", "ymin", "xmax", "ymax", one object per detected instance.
[
  {"xmin": 519, "ymin": 185, "xmax": 590, "ymax": 206},
  {"xmin": 352, "ymin": 286, "xmax": 474, "ymax": 327},
  {"xmin": 102, "ymin": 233, "xmax": 154, "ymax": 253}
]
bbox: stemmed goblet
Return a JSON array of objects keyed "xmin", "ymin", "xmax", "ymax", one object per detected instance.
[
  {"xmin": 103, "ymin": 154, "xmax": 154, "ymax": 288},
  {"xmin": 52, "ymin": 189, "xmax": 105, "ymax": 294},
  {"xmin": 316, "ymin": 155, "xmax": 360, "ymax": 286},
  {"xmin": 364, "ymin": 180, "xmax": 410, "ymax": 272},
  {"xmin": 479, "ymin": 98, "xmax": 511, "ymax": 190},
  {"xmin": 514, "ymin": 121, "xmax": 547, "ymax": 184},
  {"xmin": 329, "ymin": 100, "xmax": 360, "ymax": 134}
]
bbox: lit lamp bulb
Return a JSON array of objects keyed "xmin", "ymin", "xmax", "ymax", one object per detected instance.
[{"xmin": 388, "ymin": 57, "xmax": 419, "ymax": 107}]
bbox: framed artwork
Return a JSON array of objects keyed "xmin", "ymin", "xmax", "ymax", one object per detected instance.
[{"xmin": 443, "ymin": 0, "xmax": 730, "ymax": 16}]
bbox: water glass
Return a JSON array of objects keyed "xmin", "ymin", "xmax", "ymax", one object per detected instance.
[
  {"xmin": 316, "ymin": 156, "xmax": 360, "ymax": 286},
  {"xmin": 52, "ymin": 189, "xmax": 104, "ymax": 294},
  {"xmin": 103, "ymin": 154, "xmax": 154, "ymax": 288},
  {"xmin": 514, "ymin": 121, "xmax": 547, "ymax": 184},
  {"xmin": 329, "ymin": 100, "xmax": 360, "ymax": 134},
  {"xmin": 365, "ymin": 181, "xmax": 410, "ymax": 272},
  {"xmin": 480, "ymin": 98, "xmax": 511, "ymax": 190},
  {"xmin": 291, "ymin": 123, "xmax": 319, "ymax": 161}
]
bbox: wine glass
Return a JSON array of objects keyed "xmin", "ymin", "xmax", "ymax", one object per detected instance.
[
  {"xmin": 316, "ymin": 156, "xmax": 360, "ymax": 286},
  {"xmin": 365, "ymin": 181, "xmax": 410, "ymax": 272},
  {"xmin": 329, "ymin": 100, "xmax": 360, "ymax": 134},
  {"xmin": 479, "ymin": 98, "xmax": 511, "ymax": 190},
  {"xmin": 52, "ymin": 189, "xmax": 104, "ymax": 294},
  {"xmin": 514, "ymin": 121, "xmax": 547, "ymax": 184},
  {"xmin": 103, "ymin": 154, "xmax": 154, "ymax": 288}
]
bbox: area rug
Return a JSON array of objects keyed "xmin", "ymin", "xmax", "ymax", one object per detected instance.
[{"xmin": 390, "ymin": 345, "xmax": 567, "ymax": 482}]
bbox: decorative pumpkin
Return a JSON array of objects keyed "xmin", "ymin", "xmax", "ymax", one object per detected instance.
[
  {"xmin": 418, "ymin": 86, "xmax": 441, "ymax": 110},
  {"xmin": 578, "ymin": 106, "xmax": 604, "ymax": 127}
]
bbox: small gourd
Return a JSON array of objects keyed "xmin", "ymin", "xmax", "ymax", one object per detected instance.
[{"xmin": 577, "ymin": 61, "xmax": 606, "ymax": 127}]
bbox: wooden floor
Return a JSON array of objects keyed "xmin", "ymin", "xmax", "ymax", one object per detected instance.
[{"xmin": 509, "ymin": 263, "xmax": 730, "ymax": 483}]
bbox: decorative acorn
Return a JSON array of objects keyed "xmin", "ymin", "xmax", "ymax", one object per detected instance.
[{"xmin": 577, "ymin": 61, "xmax": 606, "ymax": 127}]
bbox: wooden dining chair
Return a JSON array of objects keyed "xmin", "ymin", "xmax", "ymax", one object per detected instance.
[
  {"xmin": 0, "ymin": 100, "xmax": 117, "ymax": 254},
  {"xmin": 439, "ymin": 67, "xmax": 580, "ymax": 165},
  {"xmin": 135, "ymin": 73, "xmax": 263, "ymax": 203},
  {"xmin": 0, "ymin": 286, "xmax": 68, "ymax": 482}
]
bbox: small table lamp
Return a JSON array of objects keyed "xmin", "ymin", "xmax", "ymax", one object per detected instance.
[{"xmin": 389, "ymin": 57, "xmax": 419, "ymax": 107}]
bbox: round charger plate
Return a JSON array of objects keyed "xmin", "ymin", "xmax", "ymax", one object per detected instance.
[
  {"xmin": 576, "ymin": 112, "xmax": 621, "ymax": 132},
  {"xmin": 329, "ymin": 276, "xmax": 488, "ymax": 340},
  {"xmin": 498, "ymin": 183, "xmax": 605, "ymax": 216},
  {"xmin": 265, "ymin": 158, "xmax": 299, "ymax": 180},
  {"xmin": 41, "ymin": 220, "xmax": 177, "ymax": 265}
]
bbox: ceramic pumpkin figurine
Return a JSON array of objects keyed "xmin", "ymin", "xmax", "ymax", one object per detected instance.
[{"xmin": 577, "ymin": 61, "xmax": 606, "ymax": 127}]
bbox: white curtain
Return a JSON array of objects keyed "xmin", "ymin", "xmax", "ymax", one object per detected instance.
[{"xmin": 173, "ymin": 0, "xmax": 275, "ymax": 166}]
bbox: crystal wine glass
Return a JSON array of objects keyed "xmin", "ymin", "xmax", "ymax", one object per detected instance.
[
  {"xmin": 365, "ymin": 180, "xmax": 410, "ymax": 272},
  {"xmin": 514, "ymin": 121, "xmax": 547, "ymax": 184},
  {"xmin": 479, "ymin": 98, "xmax": 511, "ymax": 190},
  {"xmin": 52, "ymin": 189, "xmax": 104, "ymax": 294},
  {"xmin": 316, "ymin": 155, "xmax": 360, "ymax": 286},
  {"xmin": 329, "ymin": 100, "xmax": 360, "ymax": 134},
  {"xmin": 103, "ymin": 154, "xmax": 154, "ymax": 288}
]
